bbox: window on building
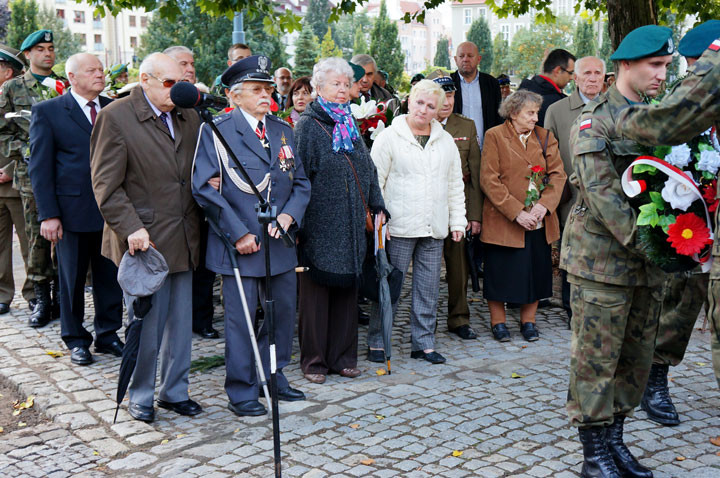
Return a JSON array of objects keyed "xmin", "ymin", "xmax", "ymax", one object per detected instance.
[
  {"xmin": 129, "ymin": 15, "xmax": 136, "ymax": 27},
  {"xmin": 501, "ymin": 24, "xmax": 509, "ymax": 41},
  {"xmin": 56, "ymin": 9, "xmax": 64, "ymax": 18},
  {"xmin": 74, "ymin": 10, "xmax": 85, "ymax": 23},
  {"xmin": 130, "ymin": 36, "xmax": 138, "ymax": 48},
  {"xmin": 464, "ymin": 8, "xmax": 471, "ymax": 25},
  {"xmin": 94, "ymin": 34, "xmax": 102, "ymax": 43},
  {"xmin": 140, "ymin": 16, "xmax": 147, "ymax": 28}
]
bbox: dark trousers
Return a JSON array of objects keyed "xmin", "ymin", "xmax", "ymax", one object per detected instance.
[
  {"xmin": 561, "ymin": 269, "xmax": 572, "ymax": 319},
  {"xmin": 55, "ymin": 230, "xmax": 122, "ymax": 349},
  {"xmin": 443, "ymin": 235, "xmax": 469, "ymax": 330},
  {"xmin": 192, "ymin": 221, "xmax": 216, "ymax": 331},
  {"xmin": 299, "ymin": 274, "xmax": 357, "ymax": 375},
  {"xmin": 223, "ymin": 270, "xmax": 295, "ymax": 403}
]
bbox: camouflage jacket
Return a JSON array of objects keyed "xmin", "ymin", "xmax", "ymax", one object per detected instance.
[
  {"xmin": 560, "ymin": 85, "xmax": 663, "ymax": 287},
  {"xmin": 616, "ymin": 37, "xmax": 720, "ymax": 146}
]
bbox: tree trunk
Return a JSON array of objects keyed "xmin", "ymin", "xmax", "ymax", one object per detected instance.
[{"xmin": 606, "ymin": 0, "xmax": 658, "ymax": 50}]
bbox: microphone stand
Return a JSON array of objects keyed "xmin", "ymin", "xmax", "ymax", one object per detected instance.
[{"xmin": 196, "ymin": 108, "xmax": 288, "ymax": 477}]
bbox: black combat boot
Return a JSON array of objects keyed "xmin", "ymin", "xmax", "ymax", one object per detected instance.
[
  {"xmin": 28, "ymin": 281, "xmax": 51, "ymax": 328},
  {"xmin": 607, "ymin": 415, "xmax": 653, "ymax": 478},
  {"xmin": 51, "ymin": 278, "xmax": 61, "ymax": 319},
  {"xmin": 641, "ymin": 363, "xmax": 679, "ymax": 426},
  {"xmin": 578, "ymin": 426, "xmax": 621, "ymax": 478}
]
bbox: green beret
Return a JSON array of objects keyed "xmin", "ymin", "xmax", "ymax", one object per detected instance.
[
  {"xmin": 0, "ymin": 43, "xmax": 25, "ymax": 71},
  {"xmin": 678, "ymin": 20, "xmax": 720, "ymax": 58},
  {"xmin": 20, "ymin": 30, "xmax": 53, "ymax": 52},
  {"xmin": 110, "ymin": 63, "xmax": 128, "ymax": 75},
  {"xmin": 610, "ymin": 25, "xmax": 674, "ymax": 61},
  {"xmin": 349, "ymin": 61, "xmax": 365, "ymax": 83}
]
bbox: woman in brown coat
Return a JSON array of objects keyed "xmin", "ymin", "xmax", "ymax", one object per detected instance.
[{"xmin": 479, "ymin": 90, "xmax": 566, "ymax": 342}]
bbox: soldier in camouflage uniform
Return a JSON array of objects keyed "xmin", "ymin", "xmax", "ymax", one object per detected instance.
[
  {"xmin": 0, "ymin": 30, "xmax": 64, "ymax": 327},
  {"xmin": 560, "ymin": 25, "xmax": 674, "ymax": 478}
]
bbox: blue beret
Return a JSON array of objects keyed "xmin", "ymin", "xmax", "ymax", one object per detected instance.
[
  {"xmin": 221, "ymin": 55, "xmax": 273, "ymax": 88},
  {"xmin": 20, "ymin": 30, "xmax": 53, "ymax": 52},
  {"xmin": 349, "ymin": 62, "xmax": 365, "ymax": 83},
  {"xmin": 678, "ymin": 20, "xmax": 720, "ymax": 58},
  {"xmin": 610, "ymin": 25, "xmax": 674, "ymax": 61},
  {"xmin": 0, "ymin": 43, "xmax": 25, "ymax": 71},
  {"xmin": 433, "ymin": 76, "xmax": 456, "ymax": 92}
]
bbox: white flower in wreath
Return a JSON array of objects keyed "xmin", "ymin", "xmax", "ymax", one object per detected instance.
[
  {"xmin": 369, "ymin": 120, "xmax": 385, "ymax": 140},
  {"xmin": 661, "ymin": 174, "xmax": 696, "ymax": 211},
  {"xmin": 663, "ymin": 143, "xmax": 692, "ymax": 168},
  {"xmin": 350, "ymin": 96, "xmax": 377, "ymax": 120},
  {"xmin": 697, "ymin": 149, "xmax": 720, "ymax": 174}
]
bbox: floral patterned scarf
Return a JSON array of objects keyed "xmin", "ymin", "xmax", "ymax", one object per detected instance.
[{"xmin": 316, "ymin": 96, "xmax": 360, "ymax": 153}]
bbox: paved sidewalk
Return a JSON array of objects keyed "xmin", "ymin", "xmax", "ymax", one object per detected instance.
[{"xmin": 2, "ymin": 239, "xmax": 720, "ymax": 477}]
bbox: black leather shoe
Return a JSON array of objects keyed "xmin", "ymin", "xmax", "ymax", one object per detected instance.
[
  {"xmin": 95, "ymin": 340, "xmax": 124, "ymax": 357},
  {"xmin": 410, "ymin": 350, "xmax": 446, "ymax": 364},
  {"xmin": 492, "ymin": 323, "xmax": 511, "ymax": 342},
  {"xmin": 28, "ymin": 281, "xmax": 51, "ymax": 328},
  {"xmin": 0, "ymin": 303, "xmax": 9, "ymax": 315},
  {"xmin": 607, "ymin": 415, "xmax": 653, "ymax": 478},
  {"xmin": 641, "ymin": 364, "xmax": 679, "ymax": 426},
  {"xmin": 578, "ymin": 426, "xmax": 621, "ymax": 478},
  {"xmin": 70, "ymin": 346, "xmax": 93, "ymax": 365},
  {"xmin": 521, "ymin": 322, "xmax": 539, "ymax": 342},
  {"xmin": 449, "ymin": 324, "xmax": 477, "ymax": 340},
  {"xmin": 128, "ymin": 402, "xmax": 155, "ymax": 422},
  {"xmin": 193, "ymin": 326, "xmax": 220, "ymax": 339},
  {"xmin": 228, "ymin": 400, "xmax": 267, "ymax": 417},
  {"xmin": 27, "ymin": 298, "xmax": 37, "ymax": 311},
  {"xmin": 357, "ymin": 306, "xmax": 369, "ymax": 325},
  {"xmin": 367, "ymin": 348, "xmax": 385, "ymax": 363},
  {"xmin": 157, "ymin": 398, "xmax": 202, "ymax": 416},
  {"xmin": 269, "ymin": 387, "xmax": 306, "ymax": 402}
]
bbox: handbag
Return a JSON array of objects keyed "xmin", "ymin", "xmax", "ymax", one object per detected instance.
[
  {"xmin": 534, "ymin": 129, "xmax": 572, "ymax": 206},
  {"xmin": 313, "ymin": 118, "xmax": 373, "ymax": 232}
]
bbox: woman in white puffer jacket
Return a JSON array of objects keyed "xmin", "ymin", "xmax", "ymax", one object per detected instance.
[{"xmin": 367, "ymin": 79, "xmax": 467, "ymax": 365}]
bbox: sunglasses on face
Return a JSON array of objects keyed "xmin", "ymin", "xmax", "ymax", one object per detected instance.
[{"xmin": 148, "ymin": 73, "xmax": 177, "ymax": 88}]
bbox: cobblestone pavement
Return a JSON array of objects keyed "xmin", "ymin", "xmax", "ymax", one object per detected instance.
[{"xmin": 2, "ymin": 241, "xmax": 720, "ymax": 477}]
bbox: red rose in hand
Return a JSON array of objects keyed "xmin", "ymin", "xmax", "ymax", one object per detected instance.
[
  {"xmin": 666, "ymin": 213, "xmax": 712, "ymax": 256},
  {"xmin": 531, "ymin": 165, "xmax": 544, "ymax": 173}
]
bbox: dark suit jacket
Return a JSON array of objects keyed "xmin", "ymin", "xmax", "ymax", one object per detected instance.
[
  {"xmin": 90, "ymin": 86, "xmax": 201, "ymax": 273},
  {"xmin": 29, "ymin": 92, "xmax": 112, "ymax": 232},
  {"xmin": 450, "ymin": 70, "xmax": 504, "ymax": 136},
  {"xmin": 192, "ymin": 109, "xmax": 311, "ymax": 277},
  {"xmin": 518, "ymin": 75, "xmax": 567, "ymax": 127}
]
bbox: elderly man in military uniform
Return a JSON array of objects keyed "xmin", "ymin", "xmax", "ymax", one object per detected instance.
[
  {"xmin": 0, "ymin": 44, "xmax": 34, "ymax": 315},
  {"xmin": 560, "ymin": 26, "xmax": 674, "ymax": 478},
  {"xmin": 192, "ymin": 55, "xmax": 311, "ymax": 417},
  {"xmin": 0, "ymin": 30, "xmax": 64, "ymax": 327},
  {"xmin": 432, "ymin": 75, "xmax": 483, "ymax": 340}
]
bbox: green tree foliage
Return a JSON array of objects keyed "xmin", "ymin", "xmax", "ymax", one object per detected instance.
[
  {"xmin": 334, "ymin": 12, "xmax": 371, "ymax": 59},
  {"xmin": 6, "ymin": 0, "xmax": 37, "ymax": 49},
  {"xmin": 0, "ymin": 0, "xmax": 11, "ymax": 42},
  {"xmin": 573, "ymin": 20, "xmax": 597, "ymax": 59},
  {"xmin": 352, "ymin": 25, "xmax": 368, "ymax": 56},
  {"xmin": 369, "ymin": 0, "xmax": 404, "ymax": 85},
  {"xmin": 36, "ymin": 7, "xmax": 82, "ymax": 62},
  {"xmin": 491, "ymin": 32, "xmax": 509, "ymax": 77},
  {"xmin": 598, "ymin": 22, "xmax": 612, "ymax": 70},
  {"xmin": 318, "ymin": 27, "xmax": 342, "ymax": 60},
  {"xmin": 305, "ymin": 0, "xmax": 332, "ymax": 41},
  {"xmin": 293, "ymin": 21, "xmax": 320, "ymax": 77},
  {"xmin": 245, "ymin": 15, "xmax": 289, "ymax": 70},
  {"xmin": 466, "ymin": 17, "xmax": 493, "ymax": 73},
  {"xmin": 508, "ymin": 16, "xmax": 574, "ymax": 79},
  {"xmin": 433, "ymin": 36, "xmax": 450, "ymax": 69}
]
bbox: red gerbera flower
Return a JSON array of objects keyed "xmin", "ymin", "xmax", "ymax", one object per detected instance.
[
  {"xmin": 531, "ymin": 165, "xmax": 544, "ymax": 173},
  {"xmin": 703, "ymin": 180, "xmax": 718, "ymax": 212},
  {"xmin": 666, "ymin": 213, "xmax": 711, "ymax": 256}
]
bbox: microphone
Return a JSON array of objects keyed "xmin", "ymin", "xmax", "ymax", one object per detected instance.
[{"xmin": 170, "ymin": 81, "xmax": 228, "ymax": 110}]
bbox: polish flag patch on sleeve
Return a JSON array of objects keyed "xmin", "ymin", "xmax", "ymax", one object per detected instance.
[
  {"xmin": 709, "ymin": 39, "xmax": 720, "ymax": 52},
  {"xmin": 579, "ymin": 118, "xmax": 592, "ymax": 131}
]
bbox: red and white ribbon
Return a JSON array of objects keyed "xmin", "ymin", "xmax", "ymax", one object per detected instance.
[
  {"xmin": 621, "ymin": 155, "xmax": 713, "ymax": 271},
  {"xmin": 41, "ymin": 77, "xmax": 65, "ymax": 95}
]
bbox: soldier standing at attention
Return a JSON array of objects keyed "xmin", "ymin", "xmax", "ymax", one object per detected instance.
[
  {"xmin": 560, "ymin": 25, "xmax": 674, "ymax": 478},
  {"xmin": 0, "ymin": 30, "xmax": 63, "ymax": 327}
]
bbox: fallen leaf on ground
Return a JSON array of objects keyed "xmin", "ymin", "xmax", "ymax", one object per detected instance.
[
  {"xmin": 234, "ymin": 428, "xmax": 240, "ymax": 433},
  {"xmin": 511, "ymin": 372, "xmax": 525, "ymax": 379},
  {"xmin": 375, "ymin": 414, "xmax": 385, "ymax": 420},
  {"xmin": 696, "ymin": 362, "xmax": 707, "ymax": 366},
  {"xmin": 360, "ymin": 459, "xmax": 375, "ymax": 465},
  {"xmin": 13, "ymin": 396, "xmax": 34, "ymax": 410},
  {"xmin": 0, "ymin": 426, "xmax": 3, "ymax": 433},
  {"xmin": 160, "ymin": 439, "xmax": 169, "ymax": 445},
  {"xmin": 45, "ymin": 350, "xmax": 64, "ymax": 358},
  {"xmin": 376, "ymin": 369, "xmax": 386, "ymax": 376},
  {"xmin": 676, "ymin": 456, "xmax": 686, "ymax": 461},
  {"xmin": 176, "ymin": 434, "xmax": 187, "ymax": 439},
  {"xmin": 12, "ymin": 410, "xmax": 20, "ymax": 416},
  {"xmin": 711, "ymin": 437, "xmax": 720, "ymax": 447},
  {"xmin": 521, "ymin": 345, "xmax": 528, "ymax": 349},
  {"xmin": 93, "ymin": 451, "xmax": 99, "ymax": 456},
  {"xmin": 349, "ymin": 424, "xmax": 360, "ymax": 429},
  {"xmin": 17, "ymin": 422, "xmax": 26, "ymax": 427},
  {"xmin": 452, "ymin": 450, "xmax": 463, "ymax": 457}
]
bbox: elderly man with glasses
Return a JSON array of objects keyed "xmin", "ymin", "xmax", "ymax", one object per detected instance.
[{"xmin": 90, "ymin": 52, "xmax": 203, "ymax": 423}]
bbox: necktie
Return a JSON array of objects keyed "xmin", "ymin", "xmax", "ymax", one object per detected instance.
[
  {"xmin": 159, "ymin": 112, "xmax": 173, "ymax": 139},
  {"xmin": 87, "ymin": 100, "xmax": 97, "ymax": 126},
  {"xmin": 255, "ymin": 120, "xmax": 265, "ymax": 139}
]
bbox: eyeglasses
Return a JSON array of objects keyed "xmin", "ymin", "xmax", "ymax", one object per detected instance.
[
  {"xmin": 243, "ymin": 84, "xmax": 275, "ymax": 95},
  {"xmin": 148, "ymin": 73, "xmax": 177, "ymax": 88},
  {"xmin": 562, "ymin": 68, "xmax": 575, "ymax": 75}
]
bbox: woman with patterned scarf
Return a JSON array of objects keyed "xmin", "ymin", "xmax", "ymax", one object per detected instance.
[{"xmin": 294, "ymin": 57, "xmax": 388, "ymax": 385}]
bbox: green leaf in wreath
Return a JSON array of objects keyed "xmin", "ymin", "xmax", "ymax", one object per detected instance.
[
  {"xmin": 698, "ymin": 142, "xmax": 714, "ymax": 152},
  {"xmin": 637, "ymin": 202, "xmax": 660, "ymax": 227},
  {"xmin": 703, "ymin": 170, "xmax": 716, "ymax": 181},
  {"xmin": 633, "ymin": 164, "xmax": 658, "ymax": 175},
  {"xmin": 649, "ymin": 191, "xmax": 665, "ymax": 210},
  {"xmin": 654, "ymin": 145, "xmax": 672, "ymax": 159},
  {"xmin": 657, "ymin": 214, "xmax": 676, "ymax": 234}
]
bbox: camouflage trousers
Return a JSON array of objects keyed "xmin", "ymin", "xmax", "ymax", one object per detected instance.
[
  {"xmin": 19, "ymin": 188, "xmax": 55, "ymax": 282},
  {"xmin": 566, "ymin": 275, "xmax": 662, "ymax": 427},
  {"xmin": 654, "ymin": 272, "xmax": 708, "ymax": 366}
]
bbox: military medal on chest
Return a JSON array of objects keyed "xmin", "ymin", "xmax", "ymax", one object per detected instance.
[{"xmin": 278, "ymin": 131, "xmax": 295, "ymax": 173}]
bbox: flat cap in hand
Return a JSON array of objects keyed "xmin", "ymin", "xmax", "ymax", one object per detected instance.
[{"xmin": 117, "ymin": 247, "xmax": 169, "ymax": 298}]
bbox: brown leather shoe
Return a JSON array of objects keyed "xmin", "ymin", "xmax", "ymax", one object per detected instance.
[
  {"xmin": 304, "ymin": 373, "xmax": 326, "ymax": 384},
  {"xmin": 339, "ymin": 368, "xmax": 361, "ymax": 378}
]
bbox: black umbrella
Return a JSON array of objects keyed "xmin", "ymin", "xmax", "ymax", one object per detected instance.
[
  {"xmin": 375, "ymin": 226, "xmax": 395, "ymax": 375},
  {"xmin": 465, "ymin": 231, "xmax": 480, "ymax": 293}
]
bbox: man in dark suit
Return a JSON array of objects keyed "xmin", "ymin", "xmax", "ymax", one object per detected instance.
[
  {"xmin": 90, "ymin": 52, "xmax": 202, "ymax": 423},
  {"xmin": 29, "ymin": 53, "xmax": 123, "ymax": 366},
  {"xmin": 192, "ymin": 56, "xmax": 311, "ymax": 417},
  {"xmin": 450, "ymin": 41, "xmax": 504, "ymax": 151},
  {"xmin": 518, "ymin": 48, "xmax": 576, "ymax": 127}
]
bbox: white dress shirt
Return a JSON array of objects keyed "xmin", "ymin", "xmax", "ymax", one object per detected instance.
[
  {"xmin": 143, "ymin": 91, "xmax": 174, "ymax": 139},
  {"xmin": 70, "ymin": 88, "xmax": 101, "ymax": 125}
]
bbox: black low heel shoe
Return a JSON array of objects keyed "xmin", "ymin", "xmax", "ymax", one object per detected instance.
[
  {"xmin": 520, "ymin": 322, "xmax": 539, "ymax": 342},
  {"xmin": 491, "ymin": 323, "xmax": 511, "ymax": 342},
  {"xmin": 410, "ymin": 350, "xmax": 446, "ymax": 364}
]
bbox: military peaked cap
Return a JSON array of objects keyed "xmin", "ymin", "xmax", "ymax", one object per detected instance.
[{"xmin": 221, "ymin": 55, "xmax": 273, "ymax": 87}]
